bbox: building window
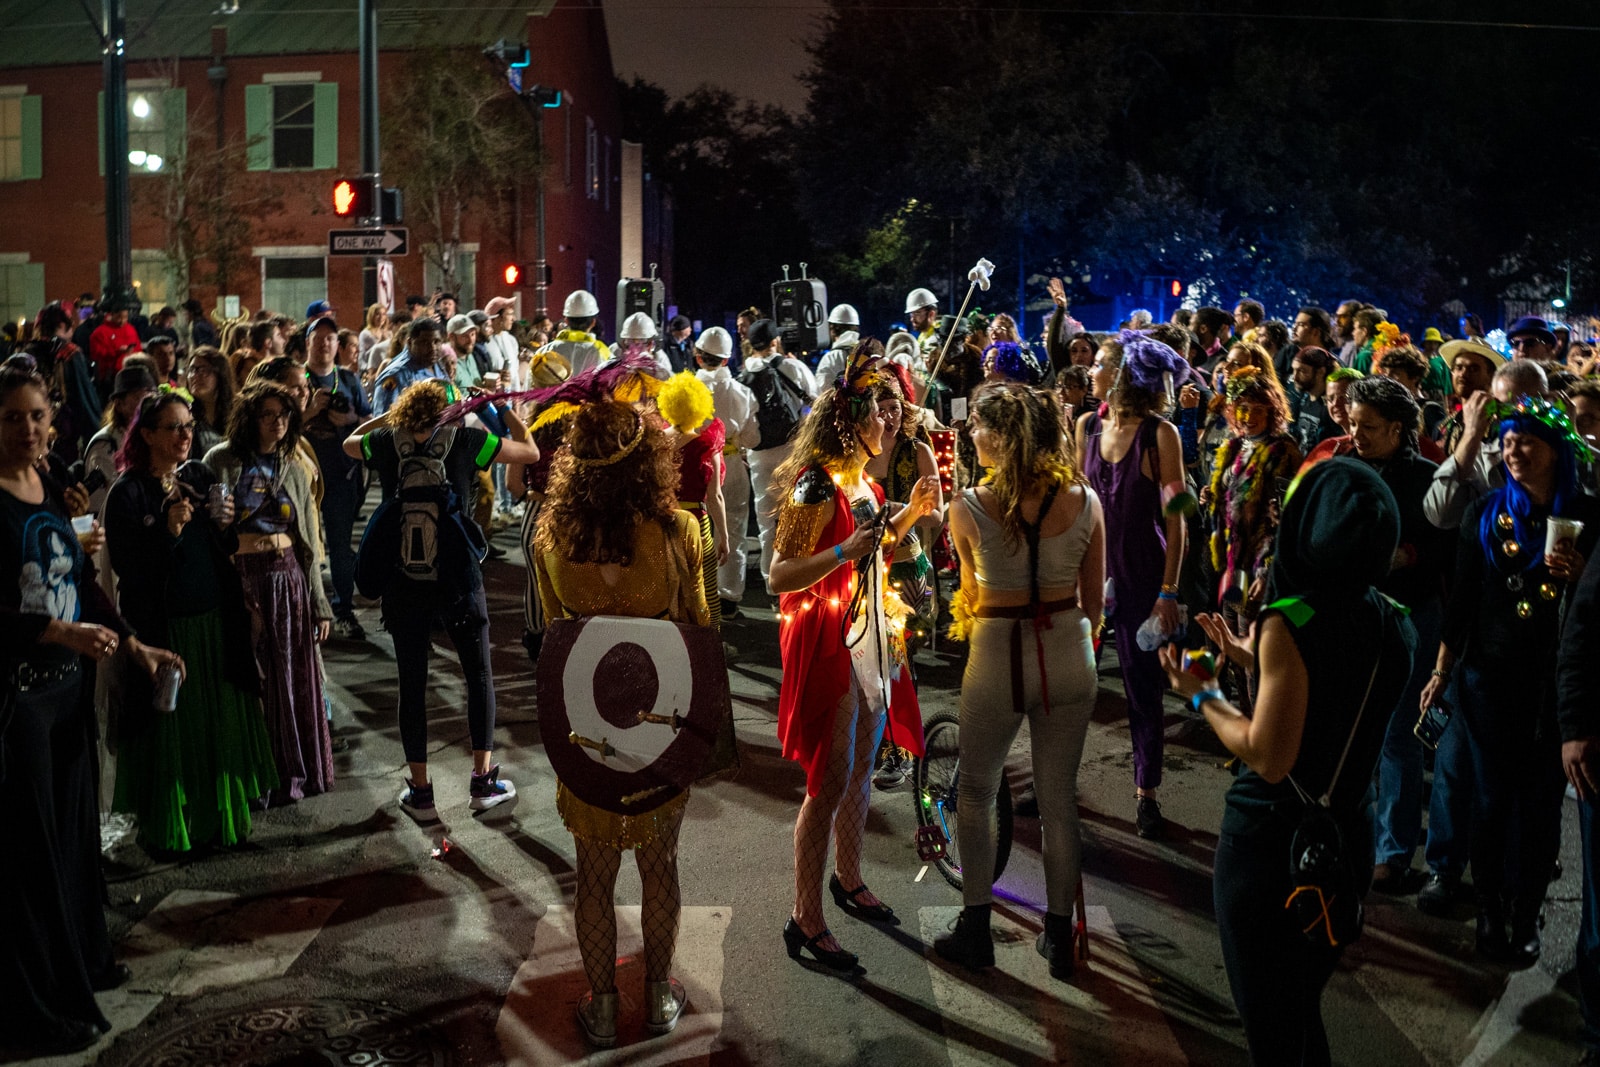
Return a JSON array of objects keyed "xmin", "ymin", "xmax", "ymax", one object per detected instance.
[
  {"xmin": 96, "ymin": 88, "xmax": 185, "ymax": 176},
  {"xmin": 424, "ymin": 249, "xmax": 478, "ymax": 312},
  {"xmin": 0, "ymin": 260, "xmax": 45, "ymax": 327},
  {"xmin": 585, "ymin": 117, "xmax": 598, "ymax": 201},
  {"xmin": 245, "ymin": 82, "xmax": 337, "ymax": 172},
  {"xmin": 0, "ymin": 97, "xmax": 22, "ymax": 180},
  {"xmin": 261, "ymin": 256, "xmax": 326, "ymax": 319}
]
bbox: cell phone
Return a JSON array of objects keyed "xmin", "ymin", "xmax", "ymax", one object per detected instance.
[
  {"xmin": 950, "ymin": 397, "xmax": 969, "ymax": 422},
  {"xmin": 1414, "ymin": 700, "xmax": 1452, "ymax": 750},
  {"xmin": 80, "ymin": 468, "xmax": 107, "ymax": 495}
]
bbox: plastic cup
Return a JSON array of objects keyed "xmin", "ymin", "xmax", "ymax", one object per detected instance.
[
  {"xmin": 71, "ymin": 514, "xmax": 95, "ymax": 538},
  {"xmin": 1547, "ymin": 518, "xmax": 1584, "ymax": 557}
]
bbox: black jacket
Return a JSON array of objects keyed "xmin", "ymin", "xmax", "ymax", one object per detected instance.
[{"xmin": 1558, "ymin": 543, "xmax": 1600, "ymax": 742}]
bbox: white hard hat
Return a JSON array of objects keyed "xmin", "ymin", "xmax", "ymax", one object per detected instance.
[
  {"xmin": 828, "ymin": 303, "xmax": 860, "ymax": 327},
  {"xmin": 562, "ymin": 289, "xmax": 599, "ymax": 317},
  {"xmin": 620, "ymin": 311, "xmax": 657, "ymax": 340},
  {"xmin": 695, "ymin": 326, "xmax": 733, "ymax": 358},
  {"xmin": 904, "ymin": 287, "xmax": 937, "ymax": 315}
]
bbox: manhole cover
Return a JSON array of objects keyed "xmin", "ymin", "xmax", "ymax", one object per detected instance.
[{"xmin": 123, "ymin": 999, "xmax": 450, "ymax": 1067}]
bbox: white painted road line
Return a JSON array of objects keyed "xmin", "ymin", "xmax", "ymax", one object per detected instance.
[
  {"xmin": 119, "ymin": 889, "xmax": 343, "ymax": 997},
  {"xmin": 920, "ymin": 904, "xmax": 1191, "ymax": 1066},
  {"xmin": 496, "ymin": 904, "xmax": 732, "ymax": 1066}
]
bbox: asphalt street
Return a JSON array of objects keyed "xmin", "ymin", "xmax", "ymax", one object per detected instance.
[{"xmin": 16, "ymin": 518, "xmax": 1590, "ymax": 1067}]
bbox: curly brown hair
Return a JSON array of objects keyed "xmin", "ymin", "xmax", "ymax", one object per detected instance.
[
  {"xmin": 1373, "ymin": 343, "xmax": 1428, "ymax": 385},
  {"xmin": 387, "ymin": 379, "xmax": 451, "ymax": 434},
  {"xmin": 535, "ymin": 399, "xmax": 681, "ymax": 565},
  {"xmin": 226, "ymin": 381, "xmax": 302, "ymax": 456}
]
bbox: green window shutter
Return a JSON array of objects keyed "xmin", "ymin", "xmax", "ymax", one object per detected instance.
[
  {"xmin": 22, "ymin": 263, "xmax": 45, "ymax": 318},
  {"xmin": 311, "ymin": 82, "xmax": 338, "ymax": 170},
  {"xmin": 245, "ymin": 84, "xmax": 272, "ymax": 171},
  {"xmin": 163, "ymin": 87, "xmax": 186, "ymax": 166},
  {"xmin": 97, "ymin": 90, "xmax": 104, "ymax": 175},
  {"xmin": 18, "ymin": 95, "xmax": 42, "ymax": 180}
]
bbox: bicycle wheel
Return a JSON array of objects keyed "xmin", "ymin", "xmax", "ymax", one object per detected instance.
[{"xmin": 912, "ymin": 709, "xmax": 1013, "ymax": 891}]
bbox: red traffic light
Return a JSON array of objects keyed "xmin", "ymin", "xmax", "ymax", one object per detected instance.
[
  {"xmin": 1169, "ymin": 279, "xmax": 1182, "ymax": 298},
  {"xmin": 333, "ymin": 180, "xmax": 358, "ymax": 216},
  {"xmin": 503, "ymin": 263, "xmax": 522, "ymax": 286}
]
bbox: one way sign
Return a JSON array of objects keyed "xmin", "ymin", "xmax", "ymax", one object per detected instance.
[{"xmin": 328, "ymin": 227, "xmax": 409, "ymax": 257}]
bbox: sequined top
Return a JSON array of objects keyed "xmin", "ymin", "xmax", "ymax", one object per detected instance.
[{"xmin": 534, "ymin": 510, "xmax": 710, "ymax": 626}]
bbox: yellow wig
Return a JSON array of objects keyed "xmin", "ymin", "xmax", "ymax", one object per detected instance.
[{"xmin": 657, "ymin": 371, "xmax": 714, "ymax": 433}]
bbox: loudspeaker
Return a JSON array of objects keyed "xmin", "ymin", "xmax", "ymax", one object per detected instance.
[
  {"xmin": 615, "ymin": 278, "xmax": 665, "ymax": 341},
  {"xmin": 771, "ymin": 277, "xmax": 828, "ymax": 353}
]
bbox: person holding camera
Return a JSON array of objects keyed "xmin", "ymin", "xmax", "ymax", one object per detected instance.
[
  {"xmin": 1162, "ymin": 457, "xmax": 1415, "ymax": 1065},
  {"xmin": 302, "ymin": 315, "xmax": 371, "ymax": 640}
]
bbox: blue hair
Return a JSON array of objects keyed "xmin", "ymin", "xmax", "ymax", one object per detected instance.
[{"xmin": 1477, "ymin": 413, "xmax": 1581, "ymax": 570}]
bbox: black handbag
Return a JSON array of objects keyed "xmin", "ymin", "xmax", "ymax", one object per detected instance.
[{"xmin": 1284, "ymin": 651, "xmax": 1382, "ymax": 949}]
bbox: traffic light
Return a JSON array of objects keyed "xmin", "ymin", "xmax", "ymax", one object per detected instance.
[
  {"xmin": 1169, "ymin": 278, "xmax": 1183, "ymax": 298},
  {"xmin": 332, "ymin": 177, "xmax": 374, "ymax": 219},
  {"xmin": 503, "ymin": 263, "xmax": 522, "ymax": 286}
]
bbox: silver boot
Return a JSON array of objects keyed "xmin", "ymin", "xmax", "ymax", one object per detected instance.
[
  {"xmin": 644, "ymin": 978, "xmax": 688, "ymax": 1035},
  {"xmin": 576, "ymin": 989, "xmax": 618, "ymax": 1048}
]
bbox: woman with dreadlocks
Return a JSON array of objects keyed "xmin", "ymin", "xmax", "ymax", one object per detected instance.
[
  {"xmin": 1076, "ymin": 331, "xmax": 1190, "ymax": 839},
  {"xmin": 772, "ymin": 344, "xmax": 939, "ymax": 972},
  {"xmin": 935, "ymin": 383, "xmax": 1105, "ymax": 981}
]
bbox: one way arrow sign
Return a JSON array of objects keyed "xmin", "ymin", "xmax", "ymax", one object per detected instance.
[{"xmin": 328, "ymin": 227, "xmax": 409, "ymax": 257}]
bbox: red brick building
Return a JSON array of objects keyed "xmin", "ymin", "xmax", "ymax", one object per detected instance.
[{"xmin": 0, "ymin": 0, "xmax": 663, "ymax": 331}]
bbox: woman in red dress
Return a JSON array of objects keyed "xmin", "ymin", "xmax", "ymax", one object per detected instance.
[
  {"xmin": 660, "ymin": 371, "xmax": 729, "ymax": 629},
  {"xmin": 770, "ymin": 345, "xmax": 939, "ymax": 971}
]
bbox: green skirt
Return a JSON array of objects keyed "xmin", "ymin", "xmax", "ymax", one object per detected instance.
[{"xmin": 112, "ymin": 608, "xmax": 280, "ymax": 852}]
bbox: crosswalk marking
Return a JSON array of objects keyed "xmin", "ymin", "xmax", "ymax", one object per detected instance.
[
  {"xmin": 920, "ymin": 904, "xmax": 1190, "ymax": 1066},
  {"xmin": 119, "ymin": 889, "xmax": 343, "ymax": 997},
  {"xmin": 496, "ymin": 904, "xmax": 731, "ymax": 1065}
]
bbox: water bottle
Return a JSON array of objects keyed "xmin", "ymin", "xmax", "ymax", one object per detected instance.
[
  {"xmin": 1135, "ymin": 603, "xmax": 1188, "ymax": 652},
  {"xmin": 1103, "ymin": 578, "xmax": 1116, "ymax": 617}
]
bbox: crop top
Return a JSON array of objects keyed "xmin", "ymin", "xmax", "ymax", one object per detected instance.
[{"xmin": 960, "ymin": 485, "xmax": 1094, "ymax": 591}]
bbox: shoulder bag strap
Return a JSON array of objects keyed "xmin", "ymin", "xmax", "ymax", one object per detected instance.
[{"xmin": 1286, "ymin": 644, "xmax": 1383, "ymax": 809}]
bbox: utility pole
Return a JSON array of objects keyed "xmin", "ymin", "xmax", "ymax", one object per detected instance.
[
  {"xmin": 358, "ymin": 0, "xmax": 380, "ymax": 309},
  {"xmin": 101, "ymin": 0, "xmax": 135, "ymax": 312}
]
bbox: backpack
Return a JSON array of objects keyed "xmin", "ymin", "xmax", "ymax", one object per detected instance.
[
  {"xmin": 356, "ymin": 428, "xmax": 486, "ymax": 599},
  {"xmin": 741, "ymin": 360, "xmax": 809, "ymax": 450}
]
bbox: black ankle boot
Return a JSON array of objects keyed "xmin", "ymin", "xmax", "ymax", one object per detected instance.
[
  {"xmin": 1507, "ymin": 899, "xmax": 1543, "ymax": 968},
  {"xmin": 934, "ymin": 905, "xmax": 994, "ymax": 970},
  {"xmin": 1475, "ymin": 900, "xmax": 1510, "ymax": 962},
  {"xmin": 1036, "ymin": 912, "xmax": 1076, "ymax": 980}
]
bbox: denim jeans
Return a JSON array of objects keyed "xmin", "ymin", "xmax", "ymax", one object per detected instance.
[
  {"xmin": 1371, "ymin": 597, "xmax": 1441, "ymax": 868},
  {"xmin": 321, "ymin": 471, "xmax": 362, "ymax": 618},
  {"xmin": 1423, "ymin": 677, "xmax": 1473, "ymax": 876}
]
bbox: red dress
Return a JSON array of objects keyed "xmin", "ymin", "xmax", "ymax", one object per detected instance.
[
  {"xmin": 777, "ymin": 471, "xmax": 923, "ymax": 797},
  {"xmin": 677, "ymin": 418, "xmax": 725, "ymax": 503}
]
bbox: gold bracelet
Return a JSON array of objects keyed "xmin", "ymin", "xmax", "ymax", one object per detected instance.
[{"xmin": 1160, "ymin": 582, "xmax": 1180, "ymax": 595}]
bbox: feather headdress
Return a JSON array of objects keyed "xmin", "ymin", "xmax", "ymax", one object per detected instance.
[
  {"xmin": 436, "ymin": 352, "xmax": 664, "ymax": 431},
  {"xmin": 657, "ymin": 371, "xmax": 714, "ymax": 433}
]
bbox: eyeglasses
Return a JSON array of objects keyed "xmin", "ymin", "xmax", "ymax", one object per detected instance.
[
  {"xmin": 1509, "ymin": 337, "xmax": 1544, "ymax": 349},
  {"xmin": 257, "ymin": 409, "xmax": 291, "ymax": 424},
  {"xmin": 155, "ymin": 421, "xmax": 196, "ymax": 434}
]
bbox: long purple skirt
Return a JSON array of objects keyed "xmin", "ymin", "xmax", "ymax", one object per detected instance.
[{"xmin": 236, "ymin": 549, "xmax": 333, "ymax": 801}]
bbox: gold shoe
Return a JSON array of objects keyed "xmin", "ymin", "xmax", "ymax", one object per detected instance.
[
  {"xmin": 576, "ymin": 990, "xmax": 618, "ymax": 1048},
  {"xmin": 644, "ymin": 978, "xmax": 687, "ymax": 1035}
]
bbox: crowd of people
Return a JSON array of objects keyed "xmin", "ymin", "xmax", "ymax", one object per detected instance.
[{"xmin": 1, "ymin": 279, "xmax": 1597, "ymax": 1067}]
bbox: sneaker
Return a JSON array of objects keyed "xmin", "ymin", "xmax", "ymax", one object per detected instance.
[
  {"xmin": 469, "ymin": 765, "xmax": 517, "ymax": 810},
  {"xmin": 645, "ymin": 978, "xmax": 688, "ymax": 1035},
  {"xmin": 720, "ymin": 598, "xmax": 744, "ymax": 619},
  {"xmin": 399, "ymin": 778, "xmax": 438, "ymax": 822},
  {"xmin": 1135, "ymin": 795, "xmax": 1167, "ymax": 839},
  {"xmin": 331, "ymin": 615, "xmax": 365, "ymax": 640},
  {"xmin": 873, "ymin": 749, "xmax": 908, "ymax": 790},
  {"xmin": 485, "ymin": 543, "xmax": 507, "ymax": 561}
]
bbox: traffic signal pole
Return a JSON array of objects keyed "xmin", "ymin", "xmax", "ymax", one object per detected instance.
[{"xmin": 358, "ymin": 0, "xmax": 379, "ymax": 309}]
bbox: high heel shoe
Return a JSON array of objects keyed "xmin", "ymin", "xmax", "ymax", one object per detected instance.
[
  {"xmin": 576, "ymin": 989, "xmax": 618, "ymax": 1048},
  {"xmin": 1036, "ymin": 912, "xmax": 1076, "ymax": 980},
  {"xmin": 783, "ymin": 917, "xmax": 859, "ymax": 971},
  {"xmin": 829, "ymin": 874, "xmax": 898, "ymax": 924}
]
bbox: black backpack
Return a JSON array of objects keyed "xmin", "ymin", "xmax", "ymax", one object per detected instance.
[
  {"xmin": 356, "ymin": 427, "xmax": 486, "ymax": 599},
  {"xmin": 741, "ymin": 360, "xmax": 809, "ymax": 450}
]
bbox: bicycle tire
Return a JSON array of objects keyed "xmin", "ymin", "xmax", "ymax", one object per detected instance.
[{"xmin": 912, "ymin": 709, "xmax": 1014, "ymax": 891}]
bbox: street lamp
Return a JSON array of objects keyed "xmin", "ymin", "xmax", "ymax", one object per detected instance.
[{"xmin": 1552, "ymin": 298, "xmax": 1568, "ymax": 310}]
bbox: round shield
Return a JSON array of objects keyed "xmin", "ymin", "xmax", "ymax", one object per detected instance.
[{"xmin": 538, "ymin": 615, "xmax": 729, "ymax": 814}]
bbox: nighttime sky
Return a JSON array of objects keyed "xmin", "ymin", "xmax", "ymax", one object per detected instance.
[{"xmin": 603, "ymin": 0, "xmax": 827, "ymax": 112}]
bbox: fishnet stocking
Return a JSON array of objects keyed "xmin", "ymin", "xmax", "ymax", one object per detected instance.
[
  {"xmin": 573, "ymin": 837, "xmax": 623, "ymax": 994},
  {"xmin": 636, "ymin": 808, "xmax": 684, "ymax": 983},
  {"xmin": 571, "ymin": 805, "xmax": 687, "ymax": 994},
  {"xmin": 792, "ymin": 681, "xmax": 886, "ymax": 949}
]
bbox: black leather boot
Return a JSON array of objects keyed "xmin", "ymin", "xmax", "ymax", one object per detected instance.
[
  {"xmin": 1507, "ymin": 898, "xmax": 1543, "ymax": 969},
  {"xmin": 934, "ymin": 905, "xmax": 994, "ymax": 970},
  {"xmin": 1036, "ymin": 912, "xmax": 1076, "ymax": 980},
  {"xmin": 1475, "ymin": 898, "xmax": 1510, "ymax": 962}
]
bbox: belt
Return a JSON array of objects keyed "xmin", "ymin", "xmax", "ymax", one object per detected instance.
[
  {"xmin": 974, "ymin": 597, "xmax": 1077, "ymax": 716},
  {"xmin": 722, "ymin": 444, "xmax": 742, "ymax": 455},
  {"xmin": 235, "ymin": 533, "xmax": 294, "ymax": 555},
  {"xmin": 677, "ymin": 500, "xmax": 705, "ymax": 512},
  {"xmin": 14, "ymin": 659, "xmax": 81, "ymax": 692}
]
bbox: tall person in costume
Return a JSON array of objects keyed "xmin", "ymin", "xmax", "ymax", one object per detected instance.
[
  {"xmin": 936, "ymin": 383, "xmax": 1105, "ymax": 979},
  {"xmin": 1161, "ymin": 458, "xmax": 1415, "ymax": 1064},
  {"xmin": 771, "ymin": 344, "xmax": 938, "ymax": 971},
  {"xmin": 533, "ymin": 398, "xmax": 710, "ymax": 1047}
]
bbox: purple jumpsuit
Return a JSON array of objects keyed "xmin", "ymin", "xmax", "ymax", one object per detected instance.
[{"xmin": 1082, "ymin": 412, "xmax": 1169, "ymax": 790}]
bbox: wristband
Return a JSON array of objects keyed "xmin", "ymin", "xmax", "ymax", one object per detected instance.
[
  {"xmin": 1157, "ymin": 591, "xmax": 1178, "ymax": 601},
  {"xmin": 1160, "ymin": 582, "xmax": 1181, "ymax": 595},
  {"xmin": 1190, "ymin": 688, "xmax": 1224, "ymax": 715},
  {"xmin": 833, "ymin": 543, "xmax": 845, "ymax": 563},
  {"xmin": 1430, "ymin": 668, "xmax": 1449, "ymax": 679}
]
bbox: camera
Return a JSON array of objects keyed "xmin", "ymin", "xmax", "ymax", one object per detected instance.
[
  {"xmin": 1414, "ymin": 700, "xmax": 1451, "ymax": 750},
  {"xmin": 327, "ymin": 391, "xmax": 351, "ymax": 414}
]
